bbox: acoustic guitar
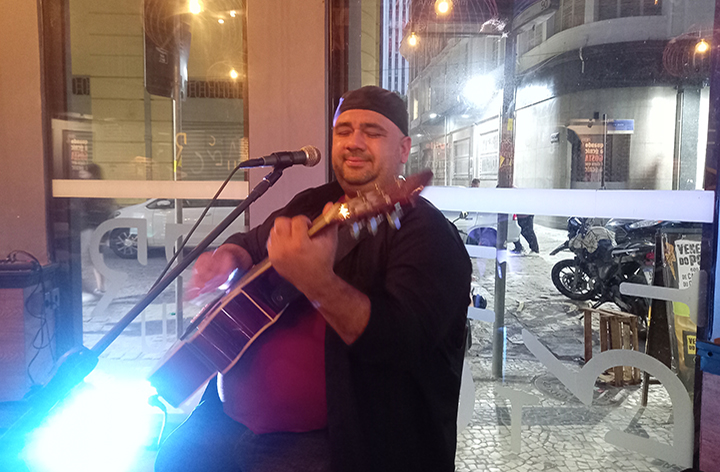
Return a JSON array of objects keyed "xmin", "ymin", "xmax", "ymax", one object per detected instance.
[{"xmin": 148, "ymin": 170, "xmax": 433, "ymax": 407}]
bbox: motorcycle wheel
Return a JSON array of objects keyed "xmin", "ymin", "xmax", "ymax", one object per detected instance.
[{"xmin": 551, "ymin": 259, "xmax": 597, "ymax": 301}]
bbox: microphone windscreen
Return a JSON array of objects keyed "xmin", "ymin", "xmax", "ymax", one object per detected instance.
[{"xmin": 301, "ymin": 146, "xmax": 322, "ymax": 167}]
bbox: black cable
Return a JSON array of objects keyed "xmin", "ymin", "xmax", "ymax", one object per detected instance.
[
  {"xmin": 150, "ymin": 162, "xmax": 246, "ymax": 289},
  {"xmin": 4, "ymin": 251, "xmax": 56, "ymax": 385}
]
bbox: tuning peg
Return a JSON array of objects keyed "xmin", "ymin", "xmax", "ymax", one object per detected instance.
[
  {"xmin": 387, "ymin": 211, "xmax": 401, "ymax": 230},
  {"xmin": 351, "ymin": 221, "xmax": 363, "ymax": 239},
  {"xmin": 368, "ymin": 217, "xmax": 379, "ymax": 235}
]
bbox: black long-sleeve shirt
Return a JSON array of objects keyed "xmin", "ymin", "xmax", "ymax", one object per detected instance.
[{"xmin": 225, "ymin": 180, "xmax": 472, "ymax": 472}]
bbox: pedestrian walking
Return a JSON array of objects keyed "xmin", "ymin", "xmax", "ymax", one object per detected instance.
[{"xmin": 513, "ymin": 213, "xmax": 539, "ymax": 254}]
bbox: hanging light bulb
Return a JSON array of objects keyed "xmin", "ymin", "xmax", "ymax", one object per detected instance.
[
  {"xmin": 435, "ymin": 0, "xmax": 453, "ymax": 15},
  {"xmin": 696, "ymin": 39, "xmax": 709, "ymax": 54},
  {"xmin": 408, "ymin": 32, "xmax": 419, "ymax": 47},
  {"xmin": 230, "ymin": 69, "xmax": 239, "ymax": 79},
  {"xmin": 189, "ymin": 0, "xmax": 202, "ymax": 14}
]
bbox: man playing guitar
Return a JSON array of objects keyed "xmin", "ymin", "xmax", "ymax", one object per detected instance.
[{"xmin": 154, "ymin": 86, "xmax": 472, "ymax": 472}]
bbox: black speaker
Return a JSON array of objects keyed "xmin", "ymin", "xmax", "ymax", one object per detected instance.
[{"xmin": 143, "ymin": 0, "xmax": 191, "ymax": 98}]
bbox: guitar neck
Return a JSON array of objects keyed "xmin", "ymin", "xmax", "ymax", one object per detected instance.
[
  {"xmin": 235, "ymin": 203, "xmax": 345, "ymax": 285},
  {"xmin": 307, "ymin": 201, "xmax": 345, "ymax": 238},
  {"xmin": 230, "ymin": 169, "xmax": 432, "ymax": 288}
]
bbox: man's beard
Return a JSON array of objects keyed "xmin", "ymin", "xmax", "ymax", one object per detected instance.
[{"xmin": 334, "ymin": 157, "xmax": 376, "ymax": 187}]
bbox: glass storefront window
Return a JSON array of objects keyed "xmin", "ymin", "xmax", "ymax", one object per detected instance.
[
  {"xmin": 342, "ymin": 0, "xmax": 714, "ymax": 469},
  {"xmin": 47, "ymin": 0, "xmax": 249, "ymax": 370},
  {"xmin": 56, "ymin": 0, "xmax": 247, "ymax": 182}
]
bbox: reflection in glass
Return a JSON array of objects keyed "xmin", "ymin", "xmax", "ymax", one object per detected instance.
[
  {"xmin": 394, "ymin": 0, "xmax": 711, "ymax": 191},
  {"xmin": 57, "ymin": 0, "xmax": 247, "ymax": 182}
]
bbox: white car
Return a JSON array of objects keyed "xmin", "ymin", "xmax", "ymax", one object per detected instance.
[
  {"xmin": 442, "ymin": 210, "xmax": 522, "ymax": 247},
  {"xmin": 109, "ymin": 198, "xmax": 247, "ymax": 259}
]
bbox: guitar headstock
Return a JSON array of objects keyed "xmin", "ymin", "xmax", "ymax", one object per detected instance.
[{"xmin": 317, "ymin": 169, "xmax": 433, "ymax": 237}]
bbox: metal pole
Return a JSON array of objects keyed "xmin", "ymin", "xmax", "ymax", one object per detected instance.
[
  {"xmin": 492, "ymin": 214, "xmax": 508, "ymax": 379},
  {"xmin": 445, "ymin": 115, "xmax": 449, "ymax": 186},
  {"xmin": 172, "ymin": 16, "xmax": 184, "ymax": 336},
  {"xmin": 601, "ymin": 113, "xmax": 607, "ymax": 189},
  {"xmin": 172, "ymin": 103, "xmax": 184, "ymax": 336},
  {"xmin": 492, "ymin": 32, "xmax": 517, "ymax": 379},
  {"xmin": 144, "ymin": 89, "xmax": 153, "ymax": 180},
  {"xmin": 672, "ymin": 88, "xmax": 684, "ymax": 190}
]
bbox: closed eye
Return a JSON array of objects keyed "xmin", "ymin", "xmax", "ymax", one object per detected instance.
[{"xmin": 362, "ymin": 126, "xmax": 386, "ymax": 138}]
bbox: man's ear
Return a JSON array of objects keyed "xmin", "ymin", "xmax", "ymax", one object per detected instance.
[{"xmin": 400, "ymin": 136, "xmax": 411, "ymax": 164}]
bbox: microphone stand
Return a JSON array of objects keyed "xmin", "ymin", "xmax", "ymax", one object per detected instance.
[{"xmin": 0, "ymin": 164, "xmax": 291, "ymax": 465}]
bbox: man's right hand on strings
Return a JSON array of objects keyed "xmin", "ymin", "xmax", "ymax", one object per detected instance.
[{"xmin": 186, "ymin": 243, "xmax": 253, "ymax": 301}]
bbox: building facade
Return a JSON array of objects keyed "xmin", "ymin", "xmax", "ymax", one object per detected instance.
[{"xmin": 403, "ymin": 0, "xmax": 713, "ymax": 191}]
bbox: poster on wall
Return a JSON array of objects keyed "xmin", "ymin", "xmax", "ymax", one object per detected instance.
[
  {"xmin": 662, "ymin": 232, "xmax": 701, "ymax": 392},
  {"xmin": 674, "ymin": 238, "xmax": 701, "ymax": 290},
  {"xmin": 568, "ymin": 119, "xmax": 632, "ymax": 186},
  {"xmin": 474, "ymin": 128, "xmax": 499, "ymax": 181},
  {"xmin": 432, "ymin": 140, "xmax": 447, "ymax": 186},
  {"xmin": 63, "ymin": 130, "xmax": 94, "ymax": 177},
  {"xmin": 581, "ymin": 135, "xmax": 604, "ymax": 182}
]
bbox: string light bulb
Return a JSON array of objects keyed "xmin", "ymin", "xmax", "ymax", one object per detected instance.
[
  {"xmin": 230, "ymin": 69, "xmax": 239, "ymax": 79},
  {"xmin": 435, "ymin": 0, "xmax": 453, "ymax": 15},
  {"xmin": 218, "ymin": 18, "xmax": 225, "ymax": 24},
  {"xmin": 230, "ymin": 10, "xmax": 237, "ymax": 17},
  {"xmin": 696, "ymin": 39, "xmax": 709, "ymax": 54},
  {"xmin": 408, "ymin": 32, "xmax": 418, "ymax": 47},
  {"xmin": 189, "ymin": 0, "xmax": 202, "ymax": 14}
]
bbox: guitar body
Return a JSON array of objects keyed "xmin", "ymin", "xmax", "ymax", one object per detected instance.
[
  {"xmin": 148, "ymin": 169, "xmax": 433, "ymax": 407},
  {"xmin": 148, "ymin": 264, "xmax": 302, "ymax": 407}
]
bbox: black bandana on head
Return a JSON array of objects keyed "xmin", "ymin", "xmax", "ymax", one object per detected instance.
[{"xmin": 333, "ymin": 86, "xmax": 409, "ymax": 136}]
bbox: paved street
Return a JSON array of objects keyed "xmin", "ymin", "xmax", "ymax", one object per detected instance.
[{"xmin": 80, "ymin": 222, "xmax": 683, "ymax": 471}]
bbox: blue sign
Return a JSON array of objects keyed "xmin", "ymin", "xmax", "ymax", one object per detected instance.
[{"xmin": 608, "ymin": 119, "xmax": 634, "ymax": 132}]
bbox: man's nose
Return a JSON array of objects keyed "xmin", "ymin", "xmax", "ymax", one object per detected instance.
[{"xmin": 346, "ymin": 130, "xmax": 366, "ymax": 149}]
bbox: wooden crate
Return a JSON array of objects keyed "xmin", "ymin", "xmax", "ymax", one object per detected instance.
[{"xmin": 582, "ymin": 307, "xmax": 641, "ymax": 386}]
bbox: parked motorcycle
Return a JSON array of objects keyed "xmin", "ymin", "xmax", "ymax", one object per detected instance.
[
  {"xmin": 605, "ymin": 218, "xmax": 664, "ymax": 244},
  {"xmin": 549, "ymin": 217, "xmax": 603, "ymax": 300},
  {"xmin": 550, "ymin": 217, "xmax": 654, "ymax": 322}
]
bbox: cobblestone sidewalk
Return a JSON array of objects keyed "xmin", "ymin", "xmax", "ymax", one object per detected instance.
[{"xmin": 456, "ymin": 357, "xmax": 681, "ymax": 472}]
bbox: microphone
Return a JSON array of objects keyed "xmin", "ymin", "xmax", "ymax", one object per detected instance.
[{"xmin": 239, "ymin": 145, "xmax": 321, "ymax": 168}]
